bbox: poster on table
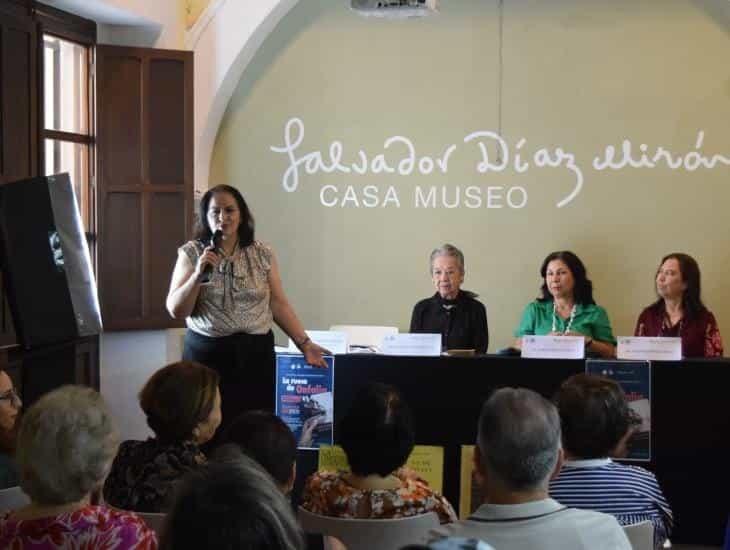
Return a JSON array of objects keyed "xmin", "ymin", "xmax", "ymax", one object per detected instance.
[
  {"xmin": 275, "ymin": 353, "xmax": 335, "ymax": 449},
  {"xmin": 585, "ymin": 359, "xmax": 651, "ymax": 461}
]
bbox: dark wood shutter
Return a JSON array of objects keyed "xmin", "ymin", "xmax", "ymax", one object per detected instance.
[
  {"xmin": 0, "ymin": 1, "xmax": 37, "ymax": 346},
  {"xmin": 0, "ymin": 3, "xmax": 37, "ymax": 184},
  {"xmin": 96, "ymin": 45, "xmax": 193, "ymax": 330}
]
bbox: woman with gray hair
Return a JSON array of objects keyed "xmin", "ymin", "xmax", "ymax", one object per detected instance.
[
  {"xmin": 410, "ymin": 244, "xmax": 489, "ymax": 353},
  {"xmin": 0, "ymin": 385, "xmax": 157, "ymax": 549}
]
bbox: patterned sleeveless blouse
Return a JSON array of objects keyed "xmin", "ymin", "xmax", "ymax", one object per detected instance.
[{"xmin": 180, "ymin": 240, "xmax": 273, "ymax": 337}]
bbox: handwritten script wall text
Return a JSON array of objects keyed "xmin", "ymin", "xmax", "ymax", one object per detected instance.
[{"xmin": 269, "ymin": 118, "xmax": 730, "ymax": 209}]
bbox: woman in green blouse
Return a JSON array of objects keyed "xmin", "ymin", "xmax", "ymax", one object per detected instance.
[{"xmin": 514, "ymin": 251, "xmax": 616, "ymax": 358}]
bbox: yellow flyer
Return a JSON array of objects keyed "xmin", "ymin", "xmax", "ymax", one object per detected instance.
[
  {"xmin": 459, "ymin": 445, "xmax": 482, "ymax": 519},
  {"xmin": 318, "ymin": 444, "xmax": 444, "ymax": 492}
]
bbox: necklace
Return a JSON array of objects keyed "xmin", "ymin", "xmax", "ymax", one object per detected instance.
[
  {"xmin": 215, "ymin": 238, "xmax": 240, "ymax": 310},
  {"xmin": 552, "ymin": 301, "xmax": 576, "ymax": 334},
  {"xmin": 661, "ymin": 311, "xmax": 683, "ymax": 336},
  {"xmin": 218, "ymin": 237, "xmax": 239, "ymax": 258}
]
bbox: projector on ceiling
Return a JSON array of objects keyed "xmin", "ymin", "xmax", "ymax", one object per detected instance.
[{"xmin": 350, "ymin": 0, "xmax": 439, "ymax": 18}]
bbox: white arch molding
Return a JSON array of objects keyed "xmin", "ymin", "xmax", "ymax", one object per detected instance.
[{"xmin": 187, "ymin": 0, "xmax": 301, "ymax": 194}]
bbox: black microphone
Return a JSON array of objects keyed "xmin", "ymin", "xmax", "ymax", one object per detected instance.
[{"xmin": 199, "ymin": 229, "xmax": 223, "ymax": 284}]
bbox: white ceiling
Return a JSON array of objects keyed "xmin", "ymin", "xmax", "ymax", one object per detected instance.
[{"xmin": 39, "ymin": 0, "xmax": 155, "ymax": 26}]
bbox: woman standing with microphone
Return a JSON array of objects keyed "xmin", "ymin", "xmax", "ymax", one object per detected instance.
[{"xmin": 167, "ymin": 185, "xmax": 327, "ymax": 439}]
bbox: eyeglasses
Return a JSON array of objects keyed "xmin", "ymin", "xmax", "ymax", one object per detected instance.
[{"xmin": 0, "ymin": 388, "xmax": 21, "ymax": 407}]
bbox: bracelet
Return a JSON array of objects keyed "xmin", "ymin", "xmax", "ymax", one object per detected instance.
[{"xmin": 296, "ymin": 336, "xmax": 311, "ymax": 349}]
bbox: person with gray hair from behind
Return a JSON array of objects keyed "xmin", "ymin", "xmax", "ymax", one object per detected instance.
[
  {"xmin": 431, "ymin": 387, "xmax": 631, "ymax": 550},
  {"xmin": 0, "ymin": 385, "xmax": 157, "ymax": 549}
]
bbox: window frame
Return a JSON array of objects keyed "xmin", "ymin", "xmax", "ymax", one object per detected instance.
[{"xmin": 35, "ymin": 2, "xmax": 97, "ymax": 261}]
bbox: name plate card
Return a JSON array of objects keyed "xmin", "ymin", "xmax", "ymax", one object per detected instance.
[
  {"xmin": 287, "ymin": 330, "xmax": 348, "ymax": 355},
  {"xmin": 521, "ymin": 335, "xmax": 585, "ymax": 359},
  {"xmin": 381, "ymin": 333, "xmax": 441, "ymax": 356},
  {"xmin": 617, "ymin": 336, "xmax": 682, "ymax": 361}
]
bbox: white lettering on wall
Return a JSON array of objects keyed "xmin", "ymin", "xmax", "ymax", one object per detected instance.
[
  {"xmin": 507, "ymin": 186, "xmax": 528, "ymax": 209},
  {"xmin": 320, "ymin": 185, "xmax": 401, "ymax": 208},
  {"xmin": 592, "ymin": 131, "xmax": 730, "ymax": 172},
  {"xmin": 412, "ymin": 185, "xmax": 527, "ymax": 209},
  {"xmin": 270, "ymin": 118, "xmax": 729, "ymax": 209},
  {"xmin": 415, "ymin": 186, "xmax": 436, "ymax": 208}
]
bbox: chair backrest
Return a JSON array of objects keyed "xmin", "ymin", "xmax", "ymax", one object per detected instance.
[
  {"xmin": 329, "ymin": 325, "xmax": 398, "ymax": 350},
  {"xmin": 622, "ymin": 520, "xmax": 653, "ymax": 550},
  {"xmin": 136, "ymin": 511, "xmax": 166, "ymax": 537},
  {"xmin": 0, "ymin": 486, "xmax": 30, "ymax": 513},
  {"xmin": 298, "ymin": 507, "xmax": 439, "ymax": 550}
]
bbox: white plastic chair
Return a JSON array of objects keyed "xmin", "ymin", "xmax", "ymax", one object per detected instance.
[
  {"xmin": 0, "ymin": 486, "xmax": 30, "ymax": 513},
  {"xmin": 298, "ymin": 507, "xmax": 438, "ymax": 550},
  {"xmin": 136, "ymin": 511, "xmax": 166, "ymax": 536},
  {"xmin": 329, "ymin": 325, "xmax": 398, "ymax": 351},
  {"xmin": 623, "ymin": 520, "xmax": 653, "ymax": 550}
]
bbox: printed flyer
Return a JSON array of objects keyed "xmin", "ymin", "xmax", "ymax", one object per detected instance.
[
  {"xmin": 459, "ymin": 445, "xmax": 482, "ymax": 519},
  {"xmin": 318, "ymin": 445, "xmax": 445, "ymax": 493},
  {"xmin": 275, "ymin": 354, "xmax": 334, "ymax": 449}
]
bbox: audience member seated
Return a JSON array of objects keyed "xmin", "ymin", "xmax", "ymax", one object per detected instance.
[
  {"xmin": 160, "ymin": 453, "xmax": 305, "ymax": 550},
  {"xmin": 0, "ymin": 385, "xmax": 157, "ymax": 549},
  {"xmin": 216, "ymin": 410, "xmax": 297, "ymax": 493},
  {"xmin": 549, "ymin": 373, "xmax": 673, "ymax": 548},
  {"xmin": 215, "ymin": 412, "xmax": 345, "ymax": 550},
  {"xmin": 0, "ymin": 369, "xmax": 22, "ymax": 489},
  {"xmin": 302, "ymin": 382, "xmax": 456, "ymax": 523},
  {"xmin": 104, "ymin": 361, "xmax": 221, "ymax": 512},
  {"xmin": 431, "ymin": 387, "xmax": 630, "ymax": 549}
]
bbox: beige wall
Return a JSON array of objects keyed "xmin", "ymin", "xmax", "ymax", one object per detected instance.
[
  {"xmin": 210, "ymin": 0, "xmax": 730, "ymax": 351},
  {"xmin": 185, "ymin": 0, "xmax": 213, "ymax": 29}
]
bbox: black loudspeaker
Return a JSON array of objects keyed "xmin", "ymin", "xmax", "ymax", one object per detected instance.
[{"xmin": 0, "ymin": 173, "xmax": 102, "ymax": 348}]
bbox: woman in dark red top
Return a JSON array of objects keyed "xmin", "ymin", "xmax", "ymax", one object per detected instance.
[{"xmin": 635, "ymin": 253, "xmax": 723, "ymax": 358}]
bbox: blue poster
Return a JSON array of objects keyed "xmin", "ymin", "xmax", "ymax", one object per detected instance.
[
  {"xmin": 275, "ymin": 354, "xmax": 335, "ymax": 449},
  {"xmin": 585, "ymin": 359, "xmax": 651, "ymax": 462}
]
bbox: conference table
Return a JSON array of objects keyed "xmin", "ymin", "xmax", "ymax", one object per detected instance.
[{"xmin": 293, "ymin": 354, "xmax": 730, "ymax": 545}]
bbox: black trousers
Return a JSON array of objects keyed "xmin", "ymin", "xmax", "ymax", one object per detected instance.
[{"xmin": 183, "ymin": 329, "xmax": 275, "ymax": 449}]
